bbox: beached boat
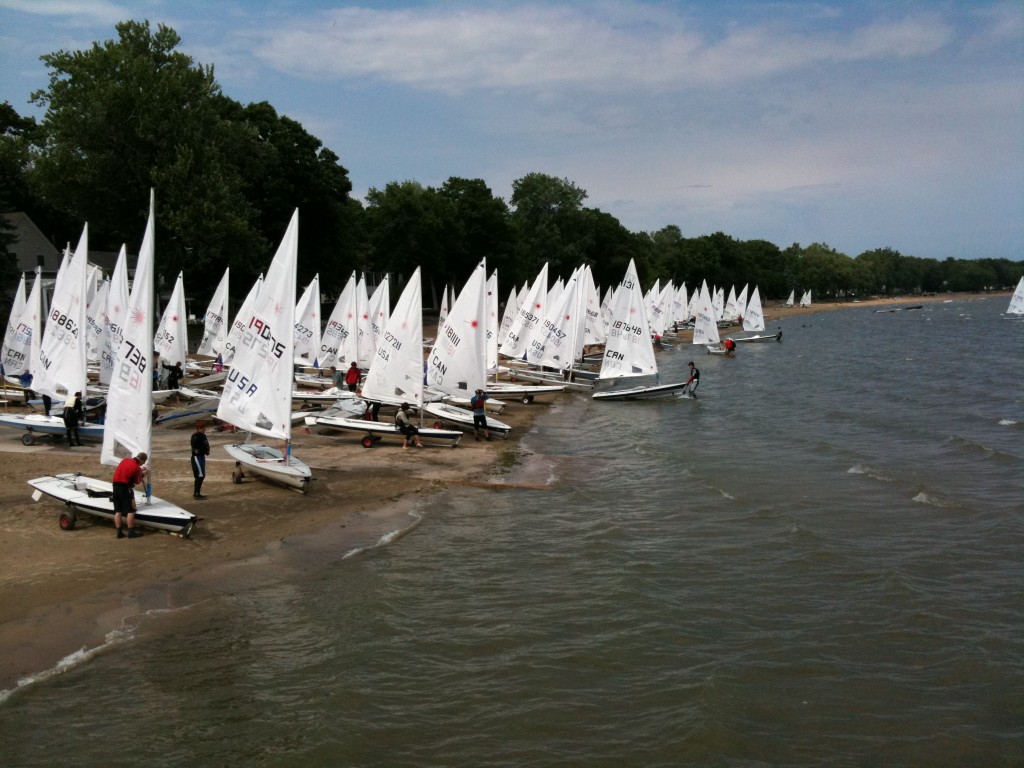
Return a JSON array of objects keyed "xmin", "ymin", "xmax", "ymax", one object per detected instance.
[
  {"xmin": 28, "ymin": 473, "xmax": 197, "ymax": 536},
  {"xmin": 217, "ymin": 210, "xmax": 312, "ymax": 493},
  {"xmin": 591, "ymin": 259, "xmax": 689, "ymax": 402},
  {"xmin": 306, "ymin": 411, "xmax": 462, "ymax": 448},
  {"xmin": 423, "ymin": 401, "xmax": 512, "ymax": 438}
]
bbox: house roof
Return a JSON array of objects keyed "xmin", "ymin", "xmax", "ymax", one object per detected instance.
[{"xmin": 2, "ymin": 212, "xmax": 62, "ymax": 273}]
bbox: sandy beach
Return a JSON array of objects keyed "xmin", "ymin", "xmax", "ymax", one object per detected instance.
[{"xmin": 0, "ymin": 291, "xmax": 1004, "ymax": 692}]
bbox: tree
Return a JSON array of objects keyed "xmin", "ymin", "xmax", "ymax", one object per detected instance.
[
  {"xmin": 437, "ymin": 177, "xmax": 513, "ymax": 283},
  {"xmin": 509, "ymin": 173, "xmax": 589, "ymax": 281},
  {"xmin": 364, "ymin": 181, "xmax": 460, "ymax": 294}
]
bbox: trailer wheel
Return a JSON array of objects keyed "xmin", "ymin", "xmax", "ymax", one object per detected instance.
[
  {"xmin": 59, "ymin": 510, "xmax": 77, "ymax": 531},
  {"xmin": 521, "ymin": 394, "xmax": 534, "ymax": 404},
  {"xmin": 21, "ymin": 432, "xmax": 35, "ymax": 446},
  {"xmin": 361, "ymin": 436, "xmax": 374, "ymax": 448}
]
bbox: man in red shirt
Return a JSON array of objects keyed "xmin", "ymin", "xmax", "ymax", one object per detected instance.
[
  {"xmin": 344, "ymin": 361, "xmax": 361, "ymax": 392},
  {"xmin": 112, "ymin": 452, "xmax": 148, "ymax": 539}
]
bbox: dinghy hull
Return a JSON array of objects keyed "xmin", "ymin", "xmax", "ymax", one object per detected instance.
[
  {"xmin": 28, "ymin": 474, "xmax": 197, "ymax": 536},
  {"xmin": 224, "ymin": 443, "xmax": 312, "ymax": 493}
]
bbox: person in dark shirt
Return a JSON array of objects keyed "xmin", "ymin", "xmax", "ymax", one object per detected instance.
[
  {"xmin": 470, "ymin": 389, "xmax": 491, "ymax": 441},
  {"xmin": 685, "ymin": 362, "xmax": 700, "ymax": 398},
  {"xmin": 162, "ymin": 360, "xmax": 184, "ymax": 389},
  {"xmin": 191, "ymin": 421, "xmax": 211, "ymax": 499},
  {"xmin": 63, "ymin": 391, "xmax": 84, "ymax": 446}
]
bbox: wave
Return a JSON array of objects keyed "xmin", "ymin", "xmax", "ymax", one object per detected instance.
[
  {"xmin": 912, "ymin": 491, "xmax": 954, "ymax": 508},
  {"xmin": 847, "ymin": 463, "xmax": 893, "ymax": 481},
  {"xmin": 0, "ymin": 604, "xmax": 193, "ymax": 707},
  {"xmin": 943, "ymin": 434, "xmax": 1018, "ymax": 462},
  {"xmin": 998, "ymin": 418, "xmax": 1018, "ymax": 427}
]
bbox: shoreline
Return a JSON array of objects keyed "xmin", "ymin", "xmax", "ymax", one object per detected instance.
[{"xmin": 0, "ymin": 290, "xmax": 1005, "ymax": 693}]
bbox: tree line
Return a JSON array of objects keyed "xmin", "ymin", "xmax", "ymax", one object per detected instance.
[{"xmin": 1, "ymin": 20, "xmax": 1020, "ymax": 317}]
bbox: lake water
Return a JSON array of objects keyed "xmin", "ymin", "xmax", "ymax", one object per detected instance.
[{"xmin": 1, "ymin": 297, "xmax": 1021, "ymax": 767}]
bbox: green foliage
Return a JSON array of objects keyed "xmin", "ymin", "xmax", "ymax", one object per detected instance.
[{"xmin": 26, "ymin": 19, "xmax": 355, "ymax": 304}]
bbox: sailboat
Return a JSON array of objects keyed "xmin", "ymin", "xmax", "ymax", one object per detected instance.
[
  {"xmin": 1005, "ymin": 276, "xmax": 1024, "ymax": 317},
  {"xmin": 799, "ymin": 289, "xmax": 812, "ymax": 307},
  {"xmin": 592, "ymin": 260, "xmax": 689, "ymax": 401},
  {"xmin": 308, "ymin": 267, "xmax": 462, "ymax": 447},
  {"xmin": 0, "ymin": 226, "xmax": 108, "ymax": 444},
  {"xmin": 217, "ymin": 210, "xmax": 312, "ymax": 493},
  {"xmin": 424, "ymin": 260, "xmax": 513, "ymax": 436},
  {"xmin": 785, "ymin": 290, "xmax": 795, "ymax": 307},
  {"xmin": 733, "ymin": 287, "xmax": 781, "ymax": 342},
  {"xmin": 153, "ymin": 271, "xmax": 189, "ymax": 389},
  {"xmin": 28, "ymin": 193, "xmax": 197, "ymax": 536}
]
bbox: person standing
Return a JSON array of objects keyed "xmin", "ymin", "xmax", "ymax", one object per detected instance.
[
  {"xmin": 344, "ymin": 361, "xmax": 361, "ymax": 392},
  {"xmin": 162, "ymin": 360, "xmax": 184, "ymax": 389},
  {"xmin": 63, "ymin": 391, "xmax": 84, "ymax": 447},
  {"xmin": 191, "ymin": 421, "xmax": 211, "ymax": 499},
  {"xmin": 685, "ymin": 362, "xmax": 700, "ymax": 398},
  {"xmin": 395, "ymin": 403, "xmax": 424, "ymax": 449},
  {"xmin": 470, "ymin": 388, "xmax": 491, "ymax": 441},
  {"xmin": 112, "ymin": 452, "xmax": 148, "ymax": 539}
]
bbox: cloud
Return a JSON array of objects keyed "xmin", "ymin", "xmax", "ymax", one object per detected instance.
[
  {"xmin": 0, "ymin": 0, "xmax": 133, "ymax": 25},
  {"xmin": 249, "ymin": 5, "xmax": 953, "ymax": 94}
]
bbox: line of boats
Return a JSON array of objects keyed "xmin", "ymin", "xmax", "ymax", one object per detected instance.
[{"xmin": 2, "ymin": 195, "xmax": 794, "ymax": 538}]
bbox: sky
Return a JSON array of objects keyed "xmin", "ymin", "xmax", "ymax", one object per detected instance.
[{"xmin": 1, "ymin": 0, "xmax": 1021, "ymax": 262}]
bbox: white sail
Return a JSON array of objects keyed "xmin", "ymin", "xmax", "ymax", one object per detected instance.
[
  {"xmin": 368, "ymin": 274, "xmax": 390, "ymax": 354},
  {"xmin": 1, "ymin": 273, "xmax": 27, "ymax": 374},
  {"xmin": 355, "ymin": 274, "xmax": 373, "ymax": 368},
  {"xmin": 742, "ymin": 287, "xmax": 766, "ymax": 332},
  {"xmin": 217, "ymin": 210, "xmax": 299, "ymax": 441},
  {"xmin": 362, "ymin": 267, "xmax": 423, "ymax": 406},
  {"xmin": 294, "ymin": 273, "xmax": 321, "ymax": 366},
  {"xmin": 319, "ymin": 272, "xmax": 356, "ymax": 370},
  {"xmin": 154, "ymin": 271, "xmax": 188, "ymax": 370},
  {"xmin": 785, "ymin": 290, "xmax": 795, "ymax": 307},
  {"xmin": 196, "ymin": 268, "xmax": 230, "ymax": 357},
  {"xmin": 525, "ymin": 266, "xmax": 581, "ymax": 370},
  {"xmin": 497, "ymin": 286, "xmax": 519, "ymax": 350},
  {"xmin": 32, "ymin": 224, "xmax": 89, "ymax": 401},
  {"xmin": 1007, "ymin": 276, "xmax": 1024, "ymax": 315},
  {"xmin": 800, "ymin": 290, "xmax": 812, "ymax": 307},
  {"xmin": 222, "ymin": 274, "xmax": 263, "ymax": 365},
  {"xmin": 426, "ymin": 259, "xmax": 488, "ymax": 396},
  {"xmin": 580, "ymin": 265, "xmax": 604, "ymax": 349},
  {"xmin": 2, "ymin": 272, "xmax": 30, "ymax": 375},
  {"xmin": 85, "ymin": 278, "xmax": 109, "ymax": 364},
  {"xmin": 502, "ymin": 262, "xmax": 548, "ymax": 360},
  {"xmin": 485, "ymin": 270, "xmax": 500, "ymax": 373},
  {"xmin": 598, "ymin": 259, "xmax": 658, "ymax": 380},
  {"xmin": 100, "ymin": 246, "xmax": 130, "ymax": 386},
  {"xmin": 101, "ymin": 195, "xmax": 155, "ymax": 466},
  {"xmin": 692, "ymin": 281, "xmax": 721, "ymax": 346}
]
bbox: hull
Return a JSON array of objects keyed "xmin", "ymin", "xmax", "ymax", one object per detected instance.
[
  {"xmin": 154, "ymin": 402, "xmax": 219, "ymax": 427},
  {"xmin": 306, "ymin": 414, "xmax": 463, "ymax": 447},
  {"xmin": 0, "ymin": 413, "xmax": 106, "ymax": 445},
  {"xmin": 423, "ymin": 402, "xmax": 512, "ymax": 438},
  {"xmin": 485, "ymin": 383, "xmax": 566, "ymax": 404},
  {"xmin": 733, "ymin": 331, "xmax": 782, "ymax": 343},
  {"xmin": 224, "ymin": 443, "xmax": 312, "ymax": 493},
  {"xmin": 506, "ymin": 368, "xmax": 594, "ymax": 392},
  {"xmin": 592, "ymin": 381, "xmax": 690, "ymax": 401},
  {"xmin": 28, "ymin": 473, "xmax": 198, "ymax": 536}
]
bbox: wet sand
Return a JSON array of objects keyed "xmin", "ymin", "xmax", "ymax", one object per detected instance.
[{"xmin": 0, "ymin": 291, "xmax": 1000, "ymax": 691}]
